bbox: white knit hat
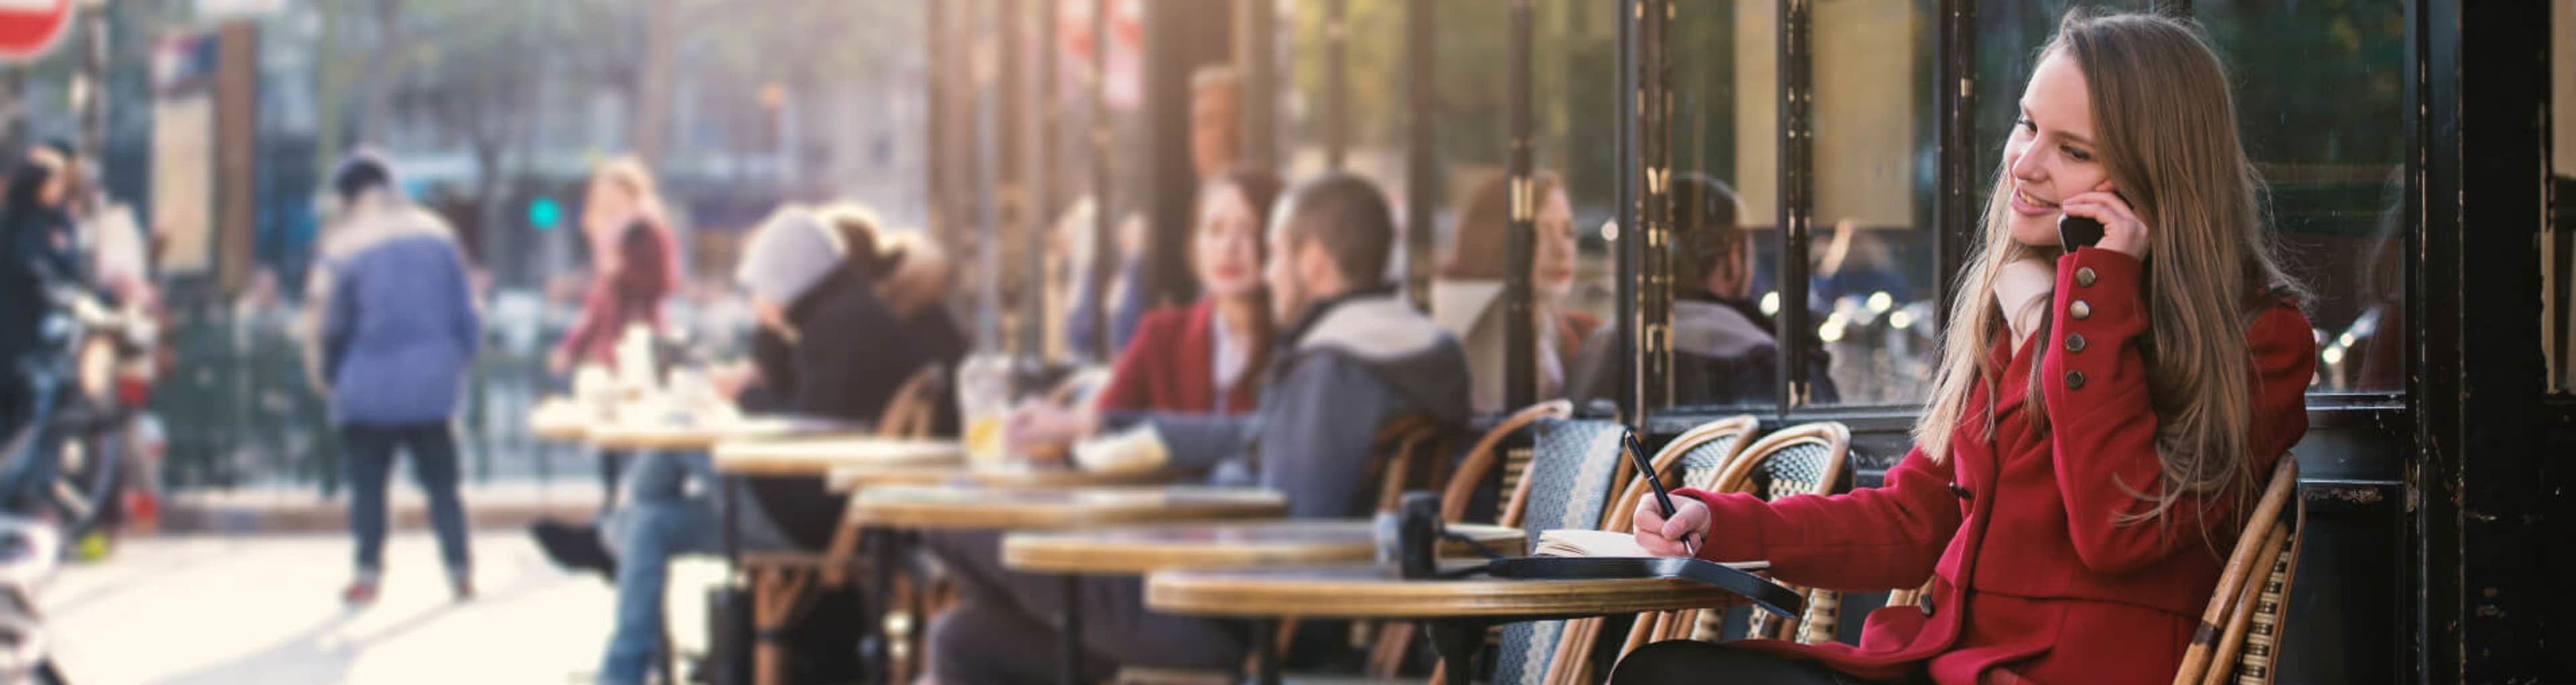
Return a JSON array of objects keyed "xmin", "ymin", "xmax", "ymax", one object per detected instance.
[{"xmin": 736, "ymin": 206, "xmax": 849, "ymax": 305}]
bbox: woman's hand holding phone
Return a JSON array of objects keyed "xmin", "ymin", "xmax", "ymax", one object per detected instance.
[
  {"xmin": 1632, "ymin": 496, "xmax": 1713, "ymax": 558},
  {"xmin": 2059, "ymin": 190, "xmax": 2151, "ymax": 259}
]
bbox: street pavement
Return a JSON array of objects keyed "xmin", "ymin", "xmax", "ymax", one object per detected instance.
[{"xmin": 35, "ymin": 530, "xmax": 724, "ymax": 685}]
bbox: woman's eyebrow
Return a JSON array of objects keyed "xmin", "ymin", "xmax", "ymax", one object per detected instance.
[{"xmin": 2019, "ymin": 102, "xmax": 2096, "ymax": 148}]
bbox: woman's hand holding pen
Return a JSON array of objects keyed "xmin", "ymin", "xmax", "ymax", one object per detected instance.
[{"xmin": 1633, "ymin": 496, "xmax": 1712, "ymax": 558}]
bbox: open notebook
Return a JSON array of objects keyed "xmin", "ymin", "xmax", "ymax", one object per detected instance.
[{"xmin": 1532, "ymin": 529, "xmax": 1771, "ymax": 571}]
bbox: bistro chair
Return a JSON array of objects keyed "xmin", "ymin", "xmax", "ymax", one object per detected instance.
[
  {"xmin": 735, "ymin": 364, "xmax": 949, "ymax": 685},
  {"xmin": 1565, "ymin": 415, "xmax": 1765, "ymax": 664},
  {"xmin": 1615, "ymin": 422, "xmax": 1849, "ymax": 651},
  {"xmin": 1532, "ymin": 416, "xmax": 1762, "ymax": 685},
  {"xmin": 1119, "ymin": 412, "xmax": 1460, "ymax": 685},
  {"xmin": 1360, "ymin": 400, "xmax": 1577, "ymax": 677},
  {"xmin": 1475, "ymin": 418, "xmax": 1637, "ymax": 685},
  {"xmin": 2173, "ymin": 456, "xmax": 2305, "ymax": 685}
]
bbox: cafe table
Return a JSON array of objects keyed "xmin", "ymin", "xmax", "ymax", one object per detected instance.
[
  {"xmin": 1003, "ymin": 521, "xmax": 1528, "ymax": 685},
  {"xmin": 1147, "ymin": 560, "xmax": 1801, "ymax": 685},
  {"xmin": 527, "ymin": 397, "xmax": 594, "ymax": 442},
  {"xmin": 586, "ymin": 415, "xmax": 854, "ymax": 453},
  {"xmin": 824, "ymin": 462, "xmax": 1180, "ymax": 492},
  {"xmin": 849, "ymin": 485, "xmax": 1289, "ymax": 685},
  {"xmin": 712, "ymin": 435, "xmax": 966, "ymax": 478}
]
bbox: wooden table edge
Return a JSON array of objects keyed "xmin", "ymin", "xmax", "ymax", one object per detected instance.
[
  {"xmin": 1141, "ymin": 569, "xmax": 1748, "ymax": 619},
  {"xmin": 1000, "ymin": 523, "xmax": 1527, "ymax": 576}
]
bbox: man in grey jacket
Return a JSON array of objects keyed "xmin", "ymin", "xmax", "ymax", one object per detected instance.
[{"xmin": 924, "ymin": 174, "xmax": 1470, "ymax": 684}]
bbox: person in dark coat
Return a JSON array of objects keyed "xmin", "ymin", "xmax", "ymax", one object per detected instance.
[
  {"xmin": 1565, "ymin": 173, "xmax": 1837, "ymax": 409},
  {"xmin": 592, "ymin": 205, "xmax": 965, "ymax": 685},
  {"xmin": 0, "ymin": 148, "xmax": 78, "ymax": 434}
]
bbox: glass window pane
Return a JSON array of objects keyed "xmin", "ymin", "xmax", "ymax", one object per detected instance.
[
  {"xmin": 1802, "ymin": 0, "xmax": 1940, "ymax": 407},
  {"xmin": 2199, "ymin": 0, "xmax": 2408, "ymax": 393},
  {"xmin": 1656, "ymin": 0, "xmax": 1784, "ymax": 411},
  {"xmin": 1415, "ymin": 1, "xmax": 1619, "ymax": 415}
]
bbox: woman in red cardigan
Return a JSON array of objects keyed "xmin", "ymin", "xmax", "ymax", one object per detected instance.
[
  {"xmin": 1093, "ymin": 168, "xmax": 1286, "ymax": 415},
  {"xmin": 1621, "ymin": 11, "xmax": 2316, "ymax": 685}
]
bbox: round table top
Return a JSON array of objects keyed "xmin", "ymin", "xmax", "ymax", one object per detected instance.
[
  {"xmin": 826, "ymin": 463, "xmax": 1181, "ymax": 492},
  {"xmin": 1146, "ymin": 563, "xmax": 1750, "ymax": 620},
  {"xmin": 847, "ymin": 484, "xmax": 1287, "ymax": 530},
  {"xmin": 587, "ymin": 416, "xmax": 851, "ymax": 451},
  {"xmin": 1002, "ymin": 520, "xmax": 1527, "ymax": 575},
  {"xmin": 711, "ymin": 436, "xmax": 965, "ymax": 477}
]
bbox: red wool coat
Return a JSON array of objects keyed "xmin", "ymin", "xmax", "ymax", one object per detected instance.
[
  {"xmin": 1094, "ymin": 299, "xmax": 1264, "ymax": 415},
  {"xmin": 1672, "ymin": 248, "xmax": 2316, "ymax": 685}
]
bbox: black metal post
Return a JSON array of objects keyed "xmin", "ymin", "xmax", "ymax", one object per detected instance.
[
  {"xmin": 1503, "ymin": 0, "xmax": 1536, "ymax": 411},
  {"xmin": 1325, "ymin": 0, "xmax": 1348, "ymax": 171},
  {"xmin": 1615, "ymin": 0, "xmax": 1640, "ymax": 421},
  {"xmin": 1251, "ymin": 619, "xmax": 1281, "ymax": 685},
  {"xmin": 1931, "ymin": 0, "xmax": 1976, "ymax": 331},
  {"xmin": 1239, "ymin": 0, "xmax": 1279, "ymax": 172},
  {"xmin": 2422, "ymin": 2, "xmax": 2553, "ymax": 682},
  {"xmin": 1634, "ymin": 0, "xmax": 1673, "ymax": 419},
  {"xmin": 998, "ymin": 0, "xmax": 1031, "ymax": 357},
  {"xmin": 1405, "ymin": 0, "xmax": 1436, "ymax": 310},
  {"xmin": 1060, "ymin": 574, "xmax": 1087, "ymax": 685},
  {"xmin": 1087, "ymin": 0, "xmax": 1115, "ymax": 360},
  {"xmin": 1426, "ymin": 619, "xmax": 1489, "ymax": 685},
  {"xmin": 1034, "ymin": 0, "xmax": 1059, "ymax": 360},
  {"xmin": 928, "ymin": 0, "xmax": 953, "ymax": 250},
  {"xmin": 866, "ymin": 528, "xmax": 900, "ymax": 685},
  {"xmin": 1774, "ymin": 0, "xmax": 1815, "ymax": 415}
]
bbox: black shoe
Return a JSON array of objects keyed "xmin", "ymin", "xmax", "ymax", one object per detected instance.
[{"xmin": 531, "ymin": 519, "xmax": 618, "ymax": 579}]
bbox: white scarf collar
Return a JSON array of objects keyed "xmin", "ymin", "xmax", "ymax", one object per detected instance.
[{"xmin": 1994, "ymin": 258, "xmax": 2057, "ymax": 348}]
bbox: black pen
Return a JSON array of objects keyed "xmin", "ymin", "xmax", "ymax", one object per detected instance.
[{"xmin": 1621, "ymin": 429, "xmax": 1700, "ymax": 557}]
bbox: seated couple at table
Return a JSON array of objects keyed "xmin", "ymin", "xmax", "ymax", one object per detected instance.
[
  {"xmin": 1607, "ymin": 12, "xmax": 2316, "ymax": 685},
  {"xmin": 588, "ymin": 204, "xmax": 967, "ymax": 685},
  {"xmin": 920, "ymin": 172, "xmax": 1472, "ymax": 684}
]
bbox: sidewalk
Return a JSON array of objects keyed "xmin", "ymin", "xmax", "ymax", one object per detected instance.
[{"xmin": 162, "ymin": 479, "xmax": 610, "ymax": 534}]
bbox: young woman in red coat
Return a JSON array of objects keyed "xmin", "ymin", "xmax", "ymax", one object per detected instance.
[
  {"xmin": 1620, "ymin": 11, "xmax": 2316, "ymax": 685},
  {"xmin": 1092, "ymin": 168, "xmax": 1287, "ymax": 415}
]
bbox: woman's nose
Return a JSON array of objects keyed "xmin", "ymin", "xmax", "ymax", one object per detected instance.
[{"xmin": 2008, "ymin": 148, "xmax": 2046, "ymax": 185}]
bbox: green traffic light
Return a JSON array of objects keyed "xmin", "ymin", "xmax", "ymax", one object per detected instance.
[{"xmin": 529, "ymin": 195, "xmax": 563, "ymax": 230}]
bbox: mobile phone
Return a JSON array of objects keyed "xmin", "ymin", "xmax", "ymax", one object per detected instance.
[{"xmin": 2058, "ymin": 213, "xmax": 2105, "ymax": 251}]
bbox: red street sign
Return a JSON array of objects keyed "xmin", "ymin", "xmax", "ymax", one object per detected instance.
[{"xmin": 0, "ymin": 0, "xmax": 73, "ymax": 63}]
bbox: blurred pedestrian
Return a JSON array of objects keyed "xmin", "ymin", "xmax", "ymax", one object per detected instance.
[
  {"xmin": 306, "ymin": 150, "xmax": 481, "ymax": 604},
  {"xmin": 1091, "ymin": 167, "xmax": 1283, "ymax": 415},
  {"xmin": 0, "ymin": 148, "xmax": 78, "ymax": 435}
]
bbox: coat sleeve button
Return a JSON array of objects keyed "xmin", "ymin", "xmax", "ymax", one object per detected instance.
[
  {"xmin": 2074, "ymin": 266, "xmax": 2098, "ymax": 287},
  {"xmin": 2070, "ymin": 300, "xmax": 2092, "ymax": 321}
]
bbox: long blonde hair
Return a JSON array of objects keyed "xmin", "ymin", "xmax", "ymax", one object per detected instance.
[{"xmin": 1913, "ymin": 11, "xmax": 2303, "ymax": 531}]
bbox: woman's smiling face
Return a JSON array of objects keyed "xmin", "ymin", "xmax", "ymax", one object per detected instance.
[{"xmin": 2001, "ymin": 51, "xmax": 2114, "ymax": 249}]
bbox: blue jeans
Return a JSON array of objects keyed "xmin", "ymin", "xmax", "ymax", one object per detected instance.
[
  {"xmin": 341, "ymin": 422, "xmax": 471, "ymax": 578},
  {"xmin": 596, "ymin": 450, "xmax": 720, "ymax": 685}
]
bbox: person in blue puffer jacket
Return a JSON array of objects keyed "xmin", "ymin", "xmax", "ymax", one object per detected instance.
[{"xmin": 304, "ymin": 150, "xmax": 481, "ymax": 605}]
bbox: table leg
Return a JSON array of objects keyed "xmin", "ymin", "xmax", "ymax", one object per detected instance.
[
  {"xmin": 1426, "ymin": 619, "xmax": 1489, "ymax": 685},
  {"xmin": 1250, "ymin": 620, "xmax": 1281, "ymax": 685},
  {"xmin": 1061, "ymin": 574, "xmax": 1086, "ymax": 685},
  {"xmin": 718, "ymin": 473, "xmax": 746, "ymax": 685},
  {"xmin": 720, "ymin": 474, "xmax": 743, "ymax": 565},
  {"xmin": 865, "ymin": 527, "xmax": 897, "ymax": 685}
]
